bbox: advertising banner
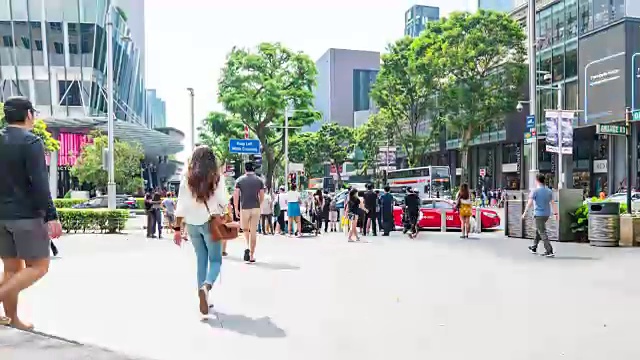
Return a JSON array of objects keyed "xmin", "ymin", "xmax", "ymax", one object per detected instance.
[
  {"xmin": 524, "ymin": 115, "xmax": 536, "ymax": 144},
  {"xmin": 377, "ymin": 146, "xmax": 397, "ymax": 170},
  {"xmin": 545, "ymin": 110, "xmax": 574, "ymax": 155}
]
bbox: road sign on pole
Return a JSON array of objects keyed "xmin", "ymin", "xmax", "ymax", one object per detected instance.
[
  {"xmin": 596, "ymin": 123, "xmax": 628, "ymax": 136},
  {"xmin": 632, "ymin": 109, "xmax": 640, "ymax": 121},
  {"xmin": 479, "ymin": 168, "xmax": 486, "ymax": 177},
  {"xmin": 229, "ymin": 139, "xmax": 261, "ymax": 154}
]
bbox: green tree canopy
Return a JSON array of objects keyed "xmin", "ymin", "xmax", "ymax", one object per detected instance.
[
  {"xmin": 217, "ymin": 42, "xmax": 320, "ymax": 188},
  {"xmin": 316, "ymin": 123, "xmax": 354, "ymax": 185},
  {"xmin": 0, "ymin": 102, "xmax": 60, "ymax": 152},
  {"xmin": 71, "ymin": 131, "xmax": 145, "ymax": 194},
  {"xmin": 355, "ymin": 114, "xmax": 390, "ymax": 177},
  {"xmin": 416, "ymin": 10, "xmax": 526, "ymax": 183},
  {"xmin": 198, "ymin": 111, "xmax": 243, "ymax": 166},
  {"xmin": 371, "ymin": 36, "xmax": 438, "ymax": 167},
  {"xmin": 288, "ymin": 132, "xmax": 324, "ymax": 178}
]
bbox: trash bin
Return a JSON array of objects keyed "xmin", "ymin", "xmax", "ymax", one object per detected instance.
[{"xmin": 588, "ymin": 202, "xmax": 620, "ymax": 247}]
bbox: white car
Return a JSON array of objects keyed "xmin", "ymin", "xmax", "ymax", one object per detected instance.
[{"xmin": 585, "ymin": 192, "xmax": 640, "ymax": 212}]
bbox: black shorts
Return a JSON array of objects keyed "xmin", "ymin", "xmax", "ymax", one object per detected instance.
[{"xmin": 0, "ymin": 218, "xmax": 50, "ymax": 260}]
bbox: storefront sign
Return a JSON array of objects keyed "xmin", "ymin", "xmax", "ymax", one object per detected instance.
[
  {"xmin": 593, "ymin": 160, "xmax": 608, "ymax": 174},
  {"xmin": 515, "ymin": 145, "xmax": 521, "ymax": 175},
  {"xmin": 502, "ymin": 163, "xmax": 518, "ymax": 173}
]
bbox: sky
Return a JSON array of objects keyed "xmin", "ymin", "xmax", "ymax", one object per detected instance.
[{"xmin": 144, "ymin": 0, "xmax": 469, "ymax": 160}]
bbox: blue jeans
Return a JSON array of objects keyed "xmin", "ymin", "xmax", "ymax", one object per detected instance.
[{"xmin": 186, "ymin": 224, "xmax": 222, "ymax": 288}]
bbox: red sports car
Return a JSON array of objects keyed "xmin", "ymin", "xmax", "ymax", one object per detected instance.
[{"xmin": 393, "ymin": 198, "xmax": 500, "ymax": 231}]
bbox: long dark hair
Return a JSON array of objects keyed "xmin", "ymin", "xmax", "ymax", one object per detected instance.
[
  {"xmin": 187, "ymin": 146, "xmax": 220, "ymax": 203},
  {"xmin": 315, "ymin": 189, "xmax": 323, "ymax": 206},
  {"xmin": 459, "ymin": 183, "xmax": 470, "ymax": 200},
  {"xmin": 349, "ymin": 188, "xmax": 358, "ymax": 202}
]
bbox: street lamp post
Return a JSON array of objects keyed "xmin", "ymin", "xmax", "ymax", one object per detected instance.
[
  {"xmin": 187, "ymin": 88, "xmax": 195, "ymax": 152},
  {"xmin": 106, "ymin": 3, "xmax": 116, "ymax": 210},
  {"xmin": 527, "ymin": 0, "xmax": 538, "ymax": 190}
]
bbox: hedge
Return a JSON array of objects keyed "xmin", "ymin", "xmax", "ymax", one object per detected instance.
[
  {"xmin": 57, "ymin": 209, "xmax": 129, "ymax": 233},
  {"xmin": 54, "ymin": 199, "xmax": 87, "ymax": 208}
]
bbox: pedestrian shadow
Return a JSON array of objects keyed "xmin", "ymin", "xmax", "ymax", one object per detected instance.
[
  {"xmin": 204, "ymin": 312, "xmax": 286, "ymax": 338},
  {"xmin": 223, "ymin": 256, "xmax": 301, "ymax": 271},
  {"xmin": 547, "ymin": 255, "xmax": 599, "ymax": 261}
]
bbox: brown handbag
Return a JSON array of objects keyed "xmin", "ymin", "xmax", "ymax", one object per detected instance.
[{"xmin": 204, "ymin": 202, "xmax": 239, "ymax": 241}]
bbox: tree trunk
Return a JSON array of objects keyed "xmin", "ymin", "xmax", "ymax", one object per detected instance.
[{"xmin": 460, "ymin": 147, "xmax": 469, "ymax": 185}]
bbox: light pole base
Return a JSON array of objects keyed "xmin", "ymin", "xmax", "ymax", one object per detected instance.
[
  {"xmin": 107, "ymin": 182, "xmax": 117, "ymax": 210},
  {"xmin": 528, "ymin": 169, "xmax": 538, "ymax": 190}
]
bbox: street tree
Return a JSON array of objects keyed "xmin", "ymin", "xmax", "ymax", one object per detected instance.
[
  {"xmin": 71, "ymin": 131, "xmax": 145, "ymax": 194},
  {"xmin": 217, "ymin": 42, "xmax": 319, "ymax": 188},
  {"xmin": 288, "ymin": 132, "xmax": 324, "ymax": 178},
  {"xmin": 0, "ymin": 103, "xmax": 60, "ymax": 152},
  {"xmin": 316, "ymin": 123, "xmax": 354, "ymax": 186},
  {"xmin": 416, "ymin": 10, "xmax": 526, "ymax": 183},
  {"xmin": 198, "ymin": 111, "xmax": 243, "ymax": 166},
  {"xmin": 355, "ymin": 117, "xmax": 385, "ymax": 177},
  {"xmin": 371, "ymin": 36, "xmax": 438, "ymax": 168}
]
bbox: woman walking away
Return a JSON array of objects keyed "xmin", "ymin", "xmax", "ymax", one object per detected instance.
[
  {"xmin": 347, "ymin": 189, "xmax": 361, "ymax": 242},
  {"xmin": 313, "ymin": 189, "xmax": 324, "ymax": 235},
  {"xmin": 173, "ymin": 146, "xmax": 229, "ymax": 316},
  {"xmin": 287, "ymin": 184, "xmax": 302, "ymax": 237},
  {"xmin": 456, "ymin": 183, "xmax": 473, "ymax": 238}
]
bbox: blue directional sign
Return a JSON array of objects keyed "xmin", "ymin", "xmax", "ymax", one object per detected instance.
[
  {"xmin": 526, "ymin": 115, "xmax": 535, "ymax": 131},
  {"xmin": 229, "ymin": 139, "xmax": 261, "ymax": 154}
]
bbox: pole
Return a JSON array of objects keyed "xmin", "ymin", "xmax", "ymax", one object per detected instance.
[
  {"xmin": 187, "ymin": 88, "xmax": 195, "ymax": 152},
  {"xmin": 284, "ymin": 108, "xmax": 289, "ymax": 191},
  {"xmin": 627, "ymin": 107, "xmax": 632, "ymax": 214},
  {"xmin": 527, "ymin": 0, "xmax": 538, "ymax": 190},
  {"xmin": 557, "ymin": 84, "xmax": 564, "ymax": 189},
  {"xmin": 106, "ymin": 3, "xmax": 116, "ymax": 210}
]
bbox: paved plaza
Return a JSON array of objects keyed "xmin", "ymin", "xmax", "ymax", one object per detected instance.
[{"xmin": 5, "ymin": 221, "xmax": 640, "ymax": 360}]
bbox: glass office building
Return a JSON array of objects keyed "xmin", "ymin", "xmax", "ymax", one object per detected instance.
[
  {"xmin": 0, "ymin": 0, "xmax": 181, "ymax": 196},
  {"xmin": 474, "ymin": 0, "xmax": 515, "ymax": 12},
  {"xmin": 511, "ymin": 0, "xmax": 640, "ymax": 194},
  {"xmin": 404, "ymin": 5, "xmax": 440, "ymax": 38}
]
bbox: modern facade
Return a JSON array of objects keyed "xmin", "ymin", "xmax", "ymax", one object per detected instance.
[
  {"xmin": 469, "ymin": 0, "xmax": 516, "ymax": 12},
  {"xmin": 404, "ymin": 5, "xmax": 440, "ymax": 38},
  {"xmin": 146, "ymin": 89, "xmax": 166, "ymax": 128},
  {"xmin": 510, "ymin": 0, "xmax": 640, "ymax": 196},
  {"xmin": 0, "ymin": 0, "xmax": 182, "ymax": 197},
  {"xmin": 312, "ymin": 48, "xmax": 380, "ymax": 129}
]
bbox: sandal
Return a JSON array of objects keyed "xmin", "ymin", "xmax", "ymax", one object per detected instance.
[{"xmin": 0, "ymin": 316, "xmax": 11, "ymax": 326}]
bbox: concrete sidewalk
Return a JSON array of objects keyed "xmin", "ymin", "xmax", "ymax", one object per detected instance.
[{"xmin": 0, "ymin": 327, "xmax": 150, "ymax": 359}]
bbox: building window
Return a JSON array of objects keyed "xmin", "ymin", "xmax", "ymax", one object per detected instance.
[
  {"xmin": 552, "ymin": 2, "xmax": 565, "ymax": 43},
  {"xmin": 50, "ymin": 22, "xmax": 62, "ymax": 32},
  {"xmin": 69, "ymin": 43, "xmax": 78, "ymax": 54},
  {"xmin": 579, "ymin": 0, "xmax": 592, "ymax": 34},
  {"xmin": 35, "ymin": 40, "xmax": 43, "ymax": 51},
  {"xmin": 54, "ymin": 42, "xmax": 64, "ymax": 54},
  {"xmin": 565, "ymin": 41, "xmax": 577, "ymax": 79},
  {"xmin": 566, "ymin": 0, "xmax": 578, "ymax": 38},
  {"xmin": 20, "ymin": 36, "xmax": 30, "ymax": 49},
  {"xmin": 34, "ymin": 80, "xmax": 52, "ymax": 106},
  {"xmin": 2, "ymin": 35, "xmax": 13, "ymax": 47},
  {"xmin": 552, "ymin": 46, "xmax": 564, "ymax": 82},
  {"xmin": 58, "ymin": 81, "xmax": 82, "ymax": 106},
  {"xmin": 565, "ymin": 80, "xmax": 578, "ymax": 111}
]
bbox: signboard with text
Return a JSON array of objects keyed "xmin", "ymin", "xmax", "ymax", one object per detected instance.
[
  {"xmin": 524, "ymin": 115, "xmax": 536, "ymax": 144},
  {"xmin": 229, "ymin": 139, "xmax": 261, "ymax": 154},
  {"xmin": 596, "ymin": 123, "xmax": 627, "ymax": 136},
  {"xmin": 545, "ymin": 110, "xmax": 574, "ymax": 154}
]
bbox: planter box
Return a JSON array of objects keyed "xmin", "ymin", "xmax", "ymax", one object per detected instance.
[{"xmin": 619, "ymin": 215, "xmax": 640, "ymax": 246}]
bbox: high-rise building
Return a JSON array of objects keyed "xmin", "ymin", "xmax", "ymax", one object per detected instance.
[
  {"xmin": 404, "ymin": 5, "xmax": 440, "ymax": 38},
  {"xmin": 469, "ymin": 0, "xmax": 515, "ymax": 12},
  {"xmin": 312, "ymin": 48, "xmax": 380, "ymax": 129},
  {"xmin": 0, "ymin": 0, "xmax": 181, "ymax": 196}
]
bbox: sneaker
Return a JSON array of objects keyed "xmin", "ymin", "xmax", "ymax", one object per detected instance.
[
  {"xmin": 243, "ymin": 249, "xmax": 250, "ymax": 262},
  {"xmin": 528, "ymin": 246, "xmax": 537, "ymax": 254},
  {"xmin": 542, "ymin": 251, "xmax": 555, "ymax": 258}
]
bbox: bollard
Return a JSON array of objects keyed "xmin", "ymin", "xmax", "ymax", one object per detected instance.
[
  {"xmin": 441, "ymin": 209, "xmax": 447, "ymax": 232},
  {"xmin": 475, "ymin": 208, "xmax": 482, "ymax": 234}
]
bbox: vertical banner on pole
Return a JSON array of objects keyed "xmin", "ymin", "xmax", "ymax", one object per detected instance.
[{"xmin": 545, "ymin": 110, "xmax": 574, "ymax": 155}]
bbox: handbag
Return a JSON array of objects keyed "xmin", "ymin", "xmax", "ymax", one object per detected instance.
[{"xmin": 204, "ymin": 202, "xmax": 239, "ymax": 241}]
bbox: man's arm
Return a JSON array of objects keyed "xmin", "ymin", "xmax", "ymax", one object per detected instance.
[
  {"xmin": 522, "ymin": 196, "xmax": 534, "ymax": 217},
  {"xmin": 45, "ymin": 193, "xmax": 58, "ymax": 222},
  {"xmin": 25, "ymin": 139, "xmax": 51, "ymax": 218},
  {"xmin": 233, "ymin": 188, "xmax": 240, "ymax": 214},
  {"xmin": 258, "ymin": 188, "xmax": 265, "ymax": 205}
]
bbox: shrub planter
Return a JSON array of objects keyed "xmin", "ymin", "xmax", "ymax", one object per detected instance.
[
  {"xmin": 620, "ymin": 215, "xmax": 640, "ymax": 247},
  {"xmin": 57, "ymin": 209, "xmax": 129, "ymax": 233},
  {"xmin": 53, "ymin": 199, "xmax": 87, "ymax": 209}
]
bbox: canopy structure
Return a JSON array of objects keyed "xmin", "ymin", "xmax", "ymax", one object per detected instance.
[{"xmin": 45, "ymin": 117, "xmax": 183, "ymax": 157}]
